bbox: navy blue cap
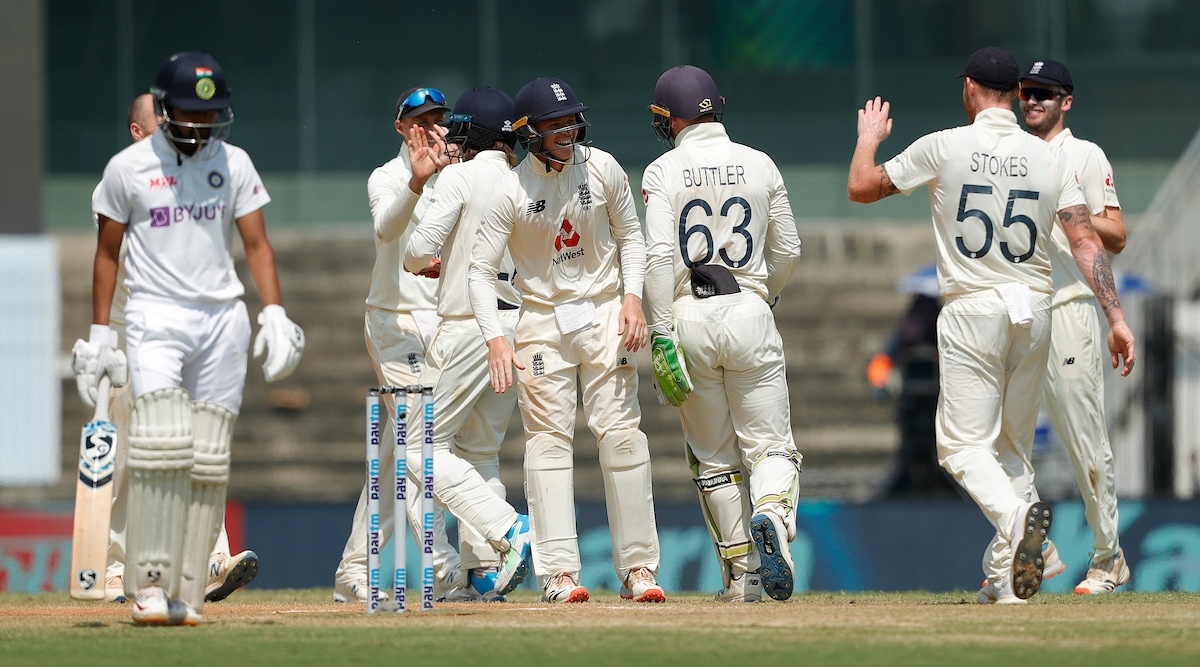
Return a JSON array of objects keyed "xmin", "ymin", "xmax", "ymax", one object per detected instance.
[
  {"xmin": 452, "ymin": 87, "xmax": 514, "ymax": 135},
  {"xmin": 152, "ymin": 51, "xmax": 231, "ymax": 111},
  {"xmin": 958, "ymin": 47, "xmax": 1020, "ymax": 91},
  {"xmin": 653, "ymin": 65, "xmax": 724, "ymax": 120},
  {"xmin": 1022, "ymin": 59, "xmax": 1074, "ymax": 94},
  {"xmin": 513, "ymin": 77, "xmax": 589, "ymax": 132}
]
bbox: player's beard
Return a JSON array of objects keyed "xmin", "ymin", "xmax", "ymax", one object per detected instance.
[{"xmin": 1022, "ymin": 102, "xmax": 1061, "ymax": 137}]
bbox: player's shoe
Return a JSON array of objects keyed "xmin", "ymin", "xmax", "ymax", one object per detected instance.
[
  {"xmin": 205, "ymin": 550, "xmax": 259, "ymax": 602},
  {"xmin": 619, "ymin": 567, "xmax": 666, "ymax": 603},
  {"xmin": 467, "ymin": 567, "xmax": 507, "ymax": 602},
  {"xmin": 1074, "ymin": 550, "xmax": 1131, "ymax": 595},
  {"xmin": 433, "ymin": 564, "xmax": 478, "ymax": 601},
  {"xmin": 1042, "ymin": 540, "xmax": 1066, "ymax": 580},
  {"xmin": 495, "ymin": 514, "xmax": 532, "ymax": 596},
  {"xmin": 333, "ymin": 577, "xmax": 388, "ymax": 603},
  {"xmin": 131, "ymin": 585, "xmax": 171, "ymax": 625},
  {"xmin": 1010, "ymin": 501, "xmax": 1052, "ymax": 600},
  {"xmin": 977, "ymin": 578, "xmax": 1027, "ymax": 605},
  {"xmin": 168, "ymin": 597, "xmax": 203, "ymax": 626},
  {"xmin": 105, "ymin": 575, "xmax": 126, "ymax": 603},
  {"xmin": 750, "ymin": 511, "xmax": 794, "ymax": 601},
  {"xmin": 714, "ymin": 571, "xmax": 763, "ymax": 603},
  {"xmin": 542, "ymin": 571, "xmax": 589, "ymax": 603}
]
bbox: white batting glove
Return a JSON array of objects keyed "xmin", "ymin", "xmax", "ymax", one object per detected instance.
[
  {"xmin": 253, "ymin": 305, "xmax": 305, "ymax": 382},
  {"xmin": 71, "ymin": 325, "xmax": 127, "ymax": 407}
]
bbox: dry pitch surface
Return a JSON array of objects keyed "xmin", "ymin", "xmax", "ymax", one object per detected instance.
[{"xmin": 3, "ymin": 589, "xmax": 1199, "ymax": 666}]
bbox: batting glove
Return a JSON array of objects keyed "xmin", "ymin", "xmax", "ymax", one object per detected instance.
[
  {"xmin": 253, "ymin": 305, "xmax": 305, "ymax": 382},
  {"xmin": 71, "ymin": 325, "xmax": 127, "ymax": 407},
  {"xmin": 650, "ymin": 325, "xmax": 693, "ymax": 407}
]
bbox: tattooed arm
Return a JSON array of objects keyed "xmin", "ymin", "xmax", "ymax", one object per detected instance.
[
  {"xmin": 1058, "ymin": 203, "xmax": 1137, "ymax": 375},
  {"xmin": 849, "ymin": 97, "xmax": 901, "ymax": 203}
]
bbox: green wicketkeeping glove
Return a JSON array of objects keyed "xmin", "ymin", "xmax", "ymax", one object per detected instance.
[{"xmin": 651, "ymin": 329, "xmax": 693, "ymax": 407}]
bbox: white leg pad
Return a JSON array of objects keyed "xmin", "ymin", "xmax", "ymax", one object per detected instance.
[
  {"xmin": 749, "ymin": 451, "xmax": 802, "ymax": 541},
  {"xmin": 525, "ymin": 433, "xmax": 578, "ymax": 581},
  {"xmin": 693, "ymin": 466, "xmax": 759, "ymax": 586},
  {"xmin": 181, "ymin": 401, "xmax": 234, "ymax": 610},
  {"xmin": 126, "ymin": 388, "xmax": 193, "ymax": 598},
  {"xmin": 598, "ymin": 429, "xmax": 660, "ymax": 581}
]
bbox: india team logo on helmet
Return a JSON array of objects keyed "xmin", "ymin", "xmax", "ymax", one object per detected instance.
[
  {"xmin": 512, "ymin": 76, "xmax": 591, "ymax": 164},
  {"xmin": 151, "ymin": 51, "xmax": 234, "ymax": 156}
]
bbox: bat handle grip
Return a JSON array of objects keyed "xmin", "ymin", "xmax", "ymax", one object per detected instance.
[{"xmin": 94, "ymin": 375, "xmax": 112, "ymax": 422}]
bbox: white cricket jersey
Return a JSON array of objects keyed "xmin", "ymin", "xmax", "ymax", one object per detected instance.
[
  {"xmin": 92, "ymin": 131, "xmax": 271, "ymax": 304},
  {"xmin": 1045, "ymin": 129, "xmax": 1121, "ymax": 307},
  {"xmin": 405, "ymin": 151, "xmax": 520, "ymax": 318},
  {"xmin": 365, "ymin": 147, "xmax": 439, "ymax": 312},
  {"xmin": 468, "ymin": 147, "xmax": 645, "ymax": 341},
  {"xmin": 641, "ymin": 122, "xmax": 800, "ymax": 328},
  {"xmin": 884, "ymin": 107, "xmax": 1086, "ymax": 297}
]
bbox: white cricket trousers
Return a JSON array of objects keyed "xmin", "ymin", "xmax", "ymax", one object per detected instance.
[
  {"xmin": 673, "ymin": 292, "xmax": 801, "ymax": 530},
  {"xmin": 1043, "ymin": 299, "xmax": 1121, "ymax": 560},
  {"xmin": 935, "ymin": 289, "xmax": 1051, "ymax": 583},
  {"xmin": 515, "ymin": 293, "xmax": 660, "ymax": 584},
  {"xmin": 416, "ymin": 311, "xmax": 520, "ymax": 569}
]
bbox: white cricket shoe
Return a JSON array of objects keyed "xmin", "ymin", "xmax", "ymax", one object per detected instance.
[
  {"xmin": 1010, "ymin": 501, "xmax": 1052, "ymax": 600},
  {"xmin": 495, "ymin": 515, "xmax": 532, "ymax": 597},
  {"xmin": 620, "ymin": 567, "xmax": 666, "ymax": 603},
  {"xmin": 977, "ymin": 578, "xmax": 1028, "ymax": 605},
  {"xmin": 168, "ymin": 598, "xmax": 202, "ymax": 626},
  {"xmin": 715, "ymin": 571, "xmax": 762, "ymax": 603},
  {"xmin": 750, "ymin": 511, "xmax": 794, "ymax": 601},
  {"xmin": 205, "ymin": 550, "xmax": 259, "ymax": 602},
  {"xmin": 1042, "ymin": 540, "xmax": 1066, "ymax": 580},
  {"xmin": 105, "ymin": 575, "xmax": 126, "ymax": 603},
  {"xmin": 1074, "ymin": 550, "xmax": 1131, "ymax": 595},
  {"xmin": 333, "ymin": 577, "xmax": 388, "ymax": 603},
  {"xmin": 542, "ymin": 571, "xmax": 589, "ymax": 603},
  {"xmin": 131, "ymin": 586, "xmax": 171, "ymax": 625}
]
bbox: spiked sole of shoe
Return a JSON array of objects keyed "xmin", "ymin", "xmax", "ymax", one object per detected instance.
[
  {"xmin": 751, "ymin": 514, "xmax": 794, "ymax": 601},
  {"xmin": 1012, "ymin": 502, "xmax": 1052, "ymax": 600},
  {"xmin": 206, "ymin": 553, "xmax": 260, "ymax": 603}
]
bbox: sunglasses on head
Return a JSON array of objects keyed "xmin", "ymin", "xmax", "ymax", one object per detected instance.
[
  {"xmin": 398, "ymin": 87, "xmax": 447, "ymax": 118},
  {"xmin": 1019, "ymin": 87, "xmax": 1064, "ymax": 103}
]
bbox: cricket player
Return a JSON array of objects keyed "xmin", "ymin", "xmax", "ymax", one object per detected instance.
[
  {"xmin": 333, "ymin": 86, "xmax": 471, "ymax": 604},
  {"xmin": 641, "ymin": 65, "xmax": 802, "ymax": 602},
  {"xmin": 1020, "ymin": 59, "xmax": 1130, "ymax": 594},
  {"xmin": 74, "ymin": 93, "xmax": 259, "ymax": 606},
  {"xmin": 404, "ymin": 86, "xmax": 533, "ymax": 599},
  {"xmin": 80, "ymin": 51, "xmax": 305, "ymax": 625},
  {"xmin": 847, "ymin": 47, "xmax": 1135, "ymax": 604},
  {"xmin": 467, "ymin": 76, "xmax": 664, "ymax": 603}
]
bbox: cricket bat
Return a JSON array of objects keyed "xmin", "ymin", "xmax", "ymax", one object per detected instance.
[{"xmin": 70, "ymin": 375, "xmax": 117, "ymax": 600}]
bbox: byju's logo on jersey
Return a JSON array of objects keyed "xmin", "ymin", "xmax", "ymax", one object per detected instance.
[
  {"xmin": 528, "ymin": 199, "xmax": 546, "ymax": 215},
  {"xmin": 554, "ymin": 219, "xmax": 581, "ymax": 251},
  {"xmin": 577, "ymin": 183, "xmax": 592, "ymax": 210},
  {"xmin": 150, "ymin": 207, "xmax": 171, "ymax": 227},
  {"xmin": 550, "ymin": 83, "xmax": 567, "ymax": 102},
  {"xmin": 147, "ymin": 202, "xmax": 228, "ymax": 228}
]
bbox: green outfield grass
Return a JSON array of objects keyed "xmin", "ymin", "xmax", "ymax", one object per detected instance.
[{"xmin": 2, "ymin": 589, "xmax": 1198, "ymax": 666}]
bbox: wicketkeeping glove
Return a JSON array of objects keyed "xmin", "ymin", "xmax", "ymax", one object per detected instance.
[
  {"xmin": 253, "ymin": 305, "xmax": 306, "ymax": 382},
  {"xmin": 651, "ymin": 326, "xmax": 693, "ymax": 407},
  {"xmin": 71, "ymin": 324, "xmax": 127, "ymax": 408}
]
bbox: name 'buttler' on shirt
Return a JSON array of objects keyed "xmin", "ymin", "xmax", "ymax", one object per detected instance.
[
  {"xmin": 971, "ymin": 152, "xmax": 1029, "ymax": 177},
  {"xmin": 682, "ymin": 164, "xmax": 747, "ymax": 187}
]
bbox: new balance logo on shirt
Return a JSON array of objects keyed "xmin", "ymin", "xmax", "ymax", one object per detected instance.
[{"xmin": 527, "ymin": 200, "xmax": 546, "ymax": 214}]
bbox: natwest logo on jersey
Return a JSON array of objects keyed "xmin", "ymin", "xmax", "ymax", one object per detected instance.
[
  {"xmin": 148, "ymin": 202, "xmax": 228, "ymax": 227},
  {"xmin": 554, "ymin": 219, "xmax": 581, "ymax": 251},
  {"xmin": 149, "ymin": 175, "xmax": 178, "ymax": 189}
]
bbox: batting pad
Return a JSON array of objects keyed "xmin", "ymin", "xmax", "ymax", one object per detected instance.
[
  {"xmin": 181, "ymin": 401, "xmax": 234, "ymax": 610},
  {"xmin": 126, "ymin": 388, "xmax": 193, "ymax": 597},
  {"xmin": 749, "ymin": 451, "xmax": 802, "ymax": 542},
  {"xmin": 693, "ymin": 468, "xmax": 759, "ymax": 586},
  {"xmin": 598, "ymin": 429, "xmax": 660, "ymax": 581}
]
